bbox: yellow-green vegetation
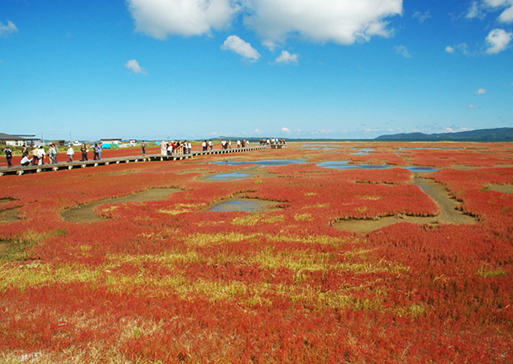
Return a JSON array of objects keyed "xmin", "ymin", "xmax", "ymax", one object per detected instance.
[
  {"xmin": 294, "ymin": 213, "xmax": 313, "ymax": 221},
  {"xmin": 477, "ymin": 265, "xmax": 507, "ymax": 278},
  {"xmin": 231, "ymin": 213, "xmax": 284, "ymax": 226},
  {"xmin": 158, "ymin": 203, "xmax": 203, "ymax": 215},
  {"xmin": 0, "ymin": 230, "xmax": 59, "ymax": 262}
]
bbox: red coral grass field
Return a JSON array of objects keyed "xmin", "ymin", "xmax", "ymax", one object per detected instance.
[{"xmin": 1, "ymin": 142, "xmax": 513, "ymax": 363}]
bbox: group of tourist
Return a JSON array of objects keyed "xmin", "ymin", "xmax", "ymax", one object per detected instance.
[
  {"xmin": 3, "ymin": 138, "xmax": 274, "ymax": 168},
  {"xmin": 259, "ymin": 138, "xmax": 286, "ymax": 146},
  {"xmin": 16, "ymin": 144, "xmax": 60, "ymax": 166},
  {"xmin": 2, "ymin": 143, "xmax": 98, "ymax": 167},
  {"xmin": 199, "ymin": 139, "xmax": 250, "ymax": 151},
  {"xmin": 160, "ymin": 140, "xmax": 193, "ymax": 156}
]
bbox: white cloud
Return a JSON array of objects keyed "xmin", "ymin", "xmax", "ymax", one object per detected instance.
[
  {"xmin": 126, "ymin": 0, "xmax": 239, "ymax": 39},
  {"xmin": 281, "ymin": 127, "xmax": 291, "ymax": 133},
  {"xmin": 0, "ymin": 20, "xmax": 18, "ymax": 37},
  {"xmin": 125, "ymin": 59, "xmax": 147, "ymax": 74},
  {"xmin": 221, "ymin": 35, "xmax": 261, "ymax": 60},
  {"xmin": 485, "ymin": 28, "xmax": 512, "ymax": 54},
  {"xmin": 243, "ymin": 0, "xmax": 402, "ymax": 46},
  {"xmin": 126, "ymin": 0, "xmax": 403, "ymax": 49},
  {"xmin": 395, "ymin": 45, "xmax": 412, "ymax": 58},
  {"xmin": 412, "ymin": 11, "xmax": 431, "ymax": 23},
  {"xmin": 476, "ymin": 88, "xmax": 487, "ymax": 94},
  {"xmin": 274, "ymin": 50, "xmax": 299, "ymax": 64},
  {"xmin": 476, "ymin": 0, "xmax": 513, "ymax": 22},
  {"xmin": 467, "ymin": 104, "xmax": 480, "ymax": 109},
  {"xmin": 466, "ymin": 1, "xmax": 486, "ymax": 19},
  {"xmin": 446, "ymin": 42, "xmax": 470, "ymax": 55},
  {"xmin": 498, "ymin": 5, "xmax": 513, "ymax": 22}
]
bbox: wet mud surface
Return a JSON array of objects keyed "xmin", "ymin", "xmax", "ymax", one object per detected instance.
[
  {"xmin": 334, "ymin": 176, "xmax": 477, "ymax": 234},
  {"xmin": 61, "ymin": 188, "xmax": 181, "ymax": 223},
  {"xmin": 208, "ymin": 198, "xmax": 278, "ymax": 212},
  {"xmin": 489, "ymin": 184, "xmax": 513, "ymax": 193},
  {"xmin": 0, "ymin": 198, "xmax": 21, "ymax": 223}
]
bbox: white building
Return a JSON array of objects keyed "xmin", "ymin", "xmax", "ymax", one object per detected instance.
[{"xmin": 0, "ymin": 133, "xmax": 41, "ymax": 146}]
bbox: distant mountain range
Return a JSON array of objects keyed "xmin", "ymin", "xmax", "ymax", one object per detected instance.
[{"xmin": 375, "ymin": 127, "xmax": 513, "ymax": 141}]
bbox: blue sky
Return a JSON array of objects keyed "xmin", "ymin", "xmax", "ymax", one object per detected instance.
[{"xmin": 1, "ymin": 0, "xmax": 512, "ymax": 140}]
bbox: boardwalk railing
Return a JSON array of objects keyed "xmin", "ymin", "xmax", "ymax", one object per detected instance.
[{"xmin": 0, "ymin": 146, "xmax": 268, "ymax": 176}]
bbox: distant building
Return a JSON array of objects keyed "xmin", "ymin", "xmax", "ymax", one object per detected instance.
[
  {"xmin": 0, "ymin": 133, "xmax": 40, "ymax": 146},
  {"xmin": 100, "ymin": 138, "xmax": 123, "ymax": 145}
]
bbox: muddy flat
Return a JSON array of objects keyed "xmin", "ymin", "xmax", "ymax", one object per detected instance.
[
  {"xmin": 0, "ymin": 208, "xmax": 21, "ymax": 223},
  {"xmin": 489, "ymin": 184, "xmax": 513, "ymax": 193},
  {"xmin": 61, "ymin": 187, "xmax": 181, "ymax": 223},
  {"xmin": 334, "ymin": 176, "xmax": 477, "ymax": 234}
]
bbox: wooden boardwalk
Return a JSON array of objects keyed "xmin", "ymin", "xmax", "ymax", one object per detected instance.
[{"xmin": 0, "ymin": 146, "xmax": 267, "ymax": 176}]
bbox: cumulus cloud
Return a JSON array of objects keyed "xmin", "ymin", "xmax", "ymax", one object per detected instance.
[
  {"xmin": 468, "ymin": 0, "xmax": 513, "ymax": 22},
  {"xmin": 221, "ymin": 35, "xmax": 261, "ymax": 60},
  {"xmin": 484, "ymin": 0, "xmax": 513, "ymax": 22},
  {"xmin": 485, "ymin": 28, "xmax": 512, "ymax": 54},
  {"xmin": 126, "ymin": 0, "xmax": 404, "ymax": 50},
  {"xmin": 274, "ymin": 50, "xmax": 299, "ymax": 64},
  {"xmin": 498, "ymin": 5, "xmax": 513, "ymax": 21},
  {"xmin": 243, "ymin": 0, "xmax": 403, "ymax": 46},
  {"xmin": 281, "ymin": 127, "xmax": 291, "ymax": 133},
  {"xmin": 476, "ymin": 88, "xmax": 487, "ymax": 94},
  {"xmin": 394, "ymin": 45, "xmax": 412, "ymax": 58},
  {"xmin": 0, "ymin": 20, "xmax": 18, "ymax": 37},
  {"xmin": 125, "ymin": 59, "xmax": 147, "ymax": 74},
  {"xmin": 445, "ymin": 46, "xmax": 455, "ymax": 53},
  {"xmin": 126, "ymin": 0, "xmax": 239, "ymax": 39},
  {"xmin": 467, "ymin": 104, "xmax": 480, "ymax": 109}
]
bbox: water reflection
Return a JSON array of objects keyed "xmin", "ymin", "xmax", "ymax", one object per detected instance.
[
  {"xmin": 212, "ymin": 159, "xmax": 306, "ymax": 167},
  {"xmin": 206, "ymin": 172, "xmax": 252, "ymax": 181},
  {"xmin": 209, "ymin": 199, "xmax": 276, "ymax": 212},
  {"xmin": 318, "ymin": 161, "xmax": 438, "ymax": 172}
]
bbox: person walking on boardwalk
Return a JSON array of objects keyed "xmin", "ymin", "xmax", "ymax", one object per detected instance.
[
  {"xmin": 81, "ymin": 144, "xmax": 88, "ymax": 161},
  {"xmin": 209, "ymin": 140, "xmax": 213, "ymax": 150},
  {"xmin": 21, "ymin": 144, "xmax": 28, "ymax": 157},
  {"xmin": 141, "ymin": 141, "xmax": 146, "ymax": 156},
  {"xmin": 48, "ymin": 144, "xmax": 57, "ymax": 164},
  {"xmin": 97, "ymin": 143, "xmax": 102, "ymax": 160},
  {"xmin": 3, "ymin": 146, "xmax": 13, "ymax": 167},
  {"xmin": 66, "ymin": 145, "xmax": 75, "ymax": 162},
  {"xmin": 160, "ymin": 141, "xmax": 167, "ymax": 156},
  {"xmin": 202, "ymin": 140, "xmax": 207, "ymax": 151},
  {"xmin": 31, "ymin": 146, "xmax": 38, "ymax": 165},
  {"xmin": 37, "ymin": 146, "xmax": 46, "ymax": 165},
  {"xmin": 93, "ymin": 144, "xmax": 99, "ymax": 160}
]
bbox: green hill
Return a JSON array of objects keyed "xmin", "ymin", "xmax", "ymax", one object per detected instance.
[{"xmin": 375, "ymin": 128, "xmax": 513, "ymax": 141}]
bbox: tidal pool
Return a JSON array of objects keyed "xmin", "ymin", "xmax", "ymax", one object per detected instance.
[
  {"xmin": 208, "ymin": 199, "xmax": 277, "ymax": 212},
  {"xmin": 212, "ymin": 159, "xmax": 306, "ymax": 167},
  {"xmin": 205, "ymin": 172, "xmax": 252, "ymax": 181},
  {"xmin": 318, "ymin": 161, "xmax": 438, "ymax": 172}
]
